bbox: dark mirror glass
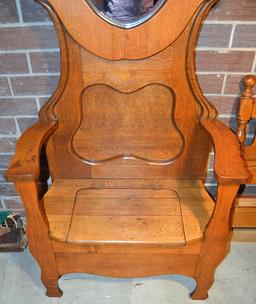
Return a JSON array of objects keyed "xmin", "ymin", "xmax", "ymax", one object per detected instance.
[{"xmin": 86, "ymin": 0, "xmax": 166, "ymax": 28}]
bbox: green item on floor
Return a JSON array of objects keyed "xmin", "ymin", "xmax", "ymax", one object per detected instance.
[{"xmin": 0, "ymin": 211, "xmax": 12, "ymax": 225}]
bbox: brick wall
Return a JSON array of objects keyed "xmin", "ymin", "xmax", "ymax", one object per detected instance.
[{"xmin": 0, "ymin": 0, "xmax": 256, "ymax": 217}]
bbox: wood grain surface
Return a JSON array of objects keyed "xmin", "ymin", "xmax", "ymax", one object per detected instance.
[{"xmin": 6, "ymin": 0, "xmax": 248, "ymax": 299}]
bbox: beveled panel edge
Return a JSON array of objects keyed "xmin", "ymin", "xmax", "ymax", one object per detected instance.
[
  {"xmin": 69, "ymin": 83, "xmax": 185, "ymax": 165},
  {"xmin": 186, "ymin": 0, "xmax": 219, "ymax": 119}
]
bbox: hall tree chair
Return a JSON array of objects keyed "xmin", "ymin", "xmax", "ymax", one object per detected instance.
[
  {"xmin": 6, "ymin": 0, "xmax": 248, "ymax": 300},
  {"xmin": 234, "ymin": 75, "xmax": 256, "ymax": 228}
]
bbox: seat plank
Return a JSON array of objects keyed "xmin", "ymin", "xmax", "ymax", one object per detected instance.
[
  {"xmin": 44, "ymin": 178, "xmax": 214, "ymax": 244},
  {"xmin": 68, "ymin": 216, "xmax": 185, "ymax": 244}
]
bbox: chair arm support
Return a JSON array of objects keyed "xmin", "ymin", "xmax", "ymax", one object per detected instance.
[
  {"xmin": 6, "ymin": 120, "xmax": 58, "ymax": 182},
  {"xmin": 200, "ymin": 119, "xmax": 249, "ymax": 184}
]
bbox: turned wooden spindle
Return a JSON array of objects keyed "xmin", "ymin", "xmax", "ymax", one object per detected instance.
[{"xmin": 236, "ymin": 75, "xmax": 256, "ymax": 144}]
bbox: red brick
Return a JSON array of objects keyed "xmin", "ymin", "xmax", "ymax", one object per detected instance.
[
  {"xmin": 197, "ymin": 74, "xmax": 224, "ymax": 94},
  {"xmin": 0, "ymin": 155, "xmax": 13, "ymax": 169},
  {"xmin": 0, "ymin": 26, "xmax": 58, "ymax": 50},
  {"xmin": 0, "ymin": 169, "xmax": 7, "ymax": 182},
  {"xmin": 207, "ymin": 96, "xmax": 239, "ymax": 116},
  {"xmin": 0, "ymin": 54, "xmax": 29, "ymax": 74},
  {"xmin": 0, "ymin": 118, "xmax": 17, "ymax": 135},
  {"xmin": 20, "ymin": 0, "xmax": 50, "ymax": 22},
  {"xmin": 207, "ymin": 0, "xmax": 256, "ymax": 21},
  {"xmin": 11, "ymin": 75, "xmax": 59, "ymax": 95},
  {"xmin": 39, "ymin": 97, "xmax": 50, "ymax": 109},
  {"xmin": 0, "ymin": 98, "xmax": 37, "ymax": 115},
  {"xmin": 0, "ymin": 138, "xmax": 17, "ymax": 153},
  {"xmin": 232, "ymin": 25, "xmax": 256, "ymax": 48},
  {"xmin": 198, "ymin": 24, "xmax": 232, "ymax": 48},
  {"xmin": 30, "ymin": 52, "xmax": 60, "ymax": 73},
  {"xmin": 17, "ymin": 117, "xmax": 37, "ymax": 133},
  {"xmin": 197, "ymin": 51, "xmax": 255, "ymax": 72},
  {"xmin": 0, "ymin": 0, "xmax": 18, "ymax": 23},
  {"xmin": 224, "ymin": 75, "xmax": 244, "ymax": 95},
  {"xmin": 0, "ymin": 183, "xmax": 17, "ymax": 196},
  {"xmin": 0, "ymin": 78, "xmax": 11, "ymax": 96},
  {"xmin": 4, "ymin": 198, "xmax": 23, "ymax": 210}
]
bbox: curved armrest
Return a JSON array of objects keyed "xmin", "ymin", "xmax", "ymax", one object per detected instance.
[
  {"xmin": 6, "ymin": 120, "xmax": 58, "ymax": 182},
  {"xmin": 200, "ymin": 119, "xmax": 248, "ymax": 184}
]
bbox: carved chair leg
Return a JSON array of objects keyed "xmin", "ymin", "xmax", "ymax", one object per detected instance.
[
  {"xmin": 41, "ymin": 272, "xmax": 63, "ymax": 297},
  {"xmin": 190, "ymin": 241, "xmax": 230, "ymax": 300},
  {"xmin": 191, "ymin": 184, "xmax": 239, "ymax": 300},
  {"xmin": 15, "ymin": 181, "xmax": 63, "ymax": 297}
]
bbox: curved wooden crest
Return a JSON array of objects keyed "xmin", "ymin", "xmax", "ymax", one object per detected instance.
[{"xmin": 48, "ymin": 0, "xmax": 205, "ymax": 60}]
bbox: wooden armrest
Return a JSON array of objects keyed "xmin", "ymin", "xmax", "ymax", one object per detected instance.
[
  {"xmin": 200, "ymin": 119, "xmax": 248, "ymax": 184},
  {"xmin": 6, "ymin": 120, "xmax": 58, "ymax": 182}
]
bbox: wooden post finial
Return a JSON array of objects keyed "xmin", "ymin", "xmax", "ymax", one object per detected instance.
[{"xmin": 242, "ymin": 75, "xmax": 256, "ymax": 98}]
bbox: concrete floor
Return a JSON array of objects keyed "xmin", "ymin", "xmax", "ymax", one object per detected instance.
[{"xmin": 0, "ymin": 243, "xmax": 255, "ymax": 304}]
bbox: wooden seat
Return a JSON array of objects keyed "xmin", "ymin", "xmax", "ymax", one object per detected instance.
[
  {"xmin": 6, "ymin": 0, "xmax": 248, "ymax": 300},
  {"xmin": 44, "ymin": 179, "xmax": 214, "ymax": 244}
]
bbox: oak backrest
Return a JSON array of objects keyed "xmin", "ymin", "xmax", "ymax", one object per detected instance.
[{"xmin": 39, "ymin": 0, "xmax": 218, "ymax": 179}]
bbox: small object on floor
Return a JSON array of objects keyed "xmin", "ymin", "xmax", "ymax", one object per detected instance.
[{"xmin": 0, "ymin": 211, "xmax": 27, "ymax": 252}]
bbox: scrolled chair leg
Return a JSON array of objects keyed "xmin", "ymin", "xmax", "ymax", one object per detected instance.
[
  {"xmin": 190, "ymin": 277, "xmax": 212, "ymax": 300},
  {"xmin": 41, "ymin": 272, "xmax": 63, "ymax": 297}
]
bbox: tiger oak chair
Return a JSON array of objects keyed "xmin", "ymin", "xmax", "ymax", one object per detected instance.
[
  {"xmin": 234, "ymin": 75, "xmax": 256, "ymax": 228},
  {"xmin": 6, "ymin": 0, "xmax": 248, "ymax": 300}
]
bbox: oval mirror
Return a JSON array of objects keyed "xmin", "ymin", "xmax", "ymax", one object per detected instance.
[{"xmin": 85, "ymin": 0, "xmax": 166, "ymax": 29}]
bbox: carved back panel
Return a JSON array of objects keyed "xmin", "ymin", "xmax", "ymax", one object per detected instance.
[{"xmin": 39, "ymin": 0, "xmax": 218, "ymax": 179}]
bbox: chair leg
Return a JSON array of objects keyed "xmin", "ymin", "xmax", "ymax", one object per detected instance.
[
  {"xmin": 191, "ymin": 184, "xmax": 238, "ymax": 300},
  {"xmin": 41, "ymin": 272, "xmax": 63, "ymax": 297},
  {"xmin": 15, "ymin": 182, "xmax": 63, "ymax": 297},
  {"xmin": 190, "ymin": 256, "xmax": 214, "ymax": 299},
  {"xmin": 190, "ymin": 269, "xmax": 213, "ymax": 300},
  {"xmin": 190, "ymin": 242, "xmax": 229, "ymax": 300}
]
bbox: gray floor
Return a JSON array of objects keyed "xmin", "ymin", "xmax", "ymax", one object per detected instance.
[{"xmin": 0, "ymin": 243, "xmax": 255, "ymax": 304}]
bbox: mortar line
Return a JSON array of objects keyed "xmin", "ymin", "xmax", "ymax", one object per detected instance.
[
  {"xmin": 228, "ymin": 24, "xmax": 236, "ymax": 48},
  {"xmin": 1, "ymin": 199, "xmax": 7, "ymax": 209},
  {"xmin": 14, "ymin": 118, "xmax": 21, "ymax": 136},
  {"xmin": 251, "ymin": 52, "xmax": 256, "ymax": 73},
  {"xmin": 15, "ymin": 0, "xmax": 24, "ymax": 23},
  {"xmin": 26, "ymin": 52, "xmax": 33, "ymax": 74},
  {"xmin": 0, "ymin": 22, "xmax": 53, "ymax": 28},
  {"xmin": 7, "ymin": 78, "xmax": 14, "ymax": 96},
  {"xmin": 220, "ymin": 74, "xmax": 227, "ymax": 95}
]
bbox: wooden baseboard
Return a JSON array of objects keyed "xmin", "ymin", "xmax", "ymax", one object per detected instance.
[
  {"xmin": 232, "ymin": 197, "xmax": 256, "ymax": 228},
  {"xmin": 232, "ymin": 229, "xmax": 256, "ymax": 242}
]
